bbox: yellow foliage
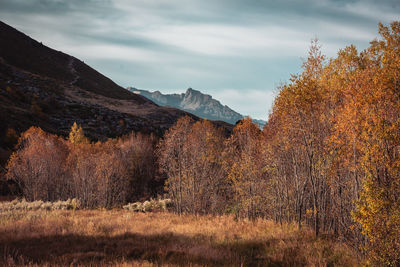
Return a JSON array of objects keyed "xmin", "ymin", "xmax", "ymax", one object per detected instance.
[{"xmin": 68, "ymin": 122, "xmax": 88, "ymax": 144}]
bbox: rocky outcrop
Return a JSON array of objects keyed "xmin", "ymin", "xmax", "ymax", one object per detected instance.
[
  {"xmin": 129, "ymin": 87, "xmax": 266, "ymax": 128},
  {"xmin": 130, "ymin": 88, "xmax": 244, "ymax": 124}
]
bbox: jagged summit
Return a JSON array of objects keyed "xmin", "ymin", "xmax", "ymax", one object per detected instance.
[{"xmin": 128, "ymin": 87, "xmax": 266, "ymax": 127}]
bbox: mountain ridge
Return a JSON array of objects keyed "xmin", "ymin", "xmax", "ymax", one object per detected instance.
[{"xmin": 129, "ymin": 87, "xmax": 266, "ymax": 127}]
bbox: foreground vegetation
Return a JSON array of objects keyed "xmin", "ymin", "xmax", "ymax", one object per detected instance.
[{"xmin": 0, "ymin": 206, "xmax": 358, "ymax": 266}]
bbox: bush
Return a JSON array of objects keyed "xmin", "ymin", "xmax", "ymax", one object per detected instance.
[
  {"xmin": 123, "ymin": 199, "xmax": 172, "ymax": 212},
  {"xmin": 0, "ymin": 198, "xmax": 81, "ymax": 212}
]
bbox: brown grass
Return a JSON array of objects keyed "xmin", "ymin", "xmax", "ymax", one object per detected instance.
[{"xmin": 0, "ymin": 209, "xmax": 360, "ymax": 266}]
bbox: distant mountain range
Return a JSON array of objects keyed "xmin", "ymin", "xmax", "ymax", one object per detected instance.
[{"xmin": 128, "ymin": 87, "xmax": 266, "ymax": 127}]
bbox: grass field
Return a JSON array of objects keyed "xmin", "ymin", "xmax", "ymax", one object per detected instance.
[{"xmin": 0, "ymin": 208, "xmax": 360, "ymax": 266}]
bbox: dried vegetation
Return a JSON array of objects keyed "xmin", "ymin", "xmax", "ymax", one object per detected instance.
[{"xmin": 0, "ymin": 207, "xmax": 359, "ymax": 266}]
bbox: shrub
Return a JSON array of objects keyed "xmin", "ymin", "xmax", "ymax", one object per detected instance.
[
  {"xmin": 0, "ymin": 198, "xmax": 81, "ymax": 212},
  {"xmin": 123, "ymin": 199, "xmax": 171, "ymax": 212}
]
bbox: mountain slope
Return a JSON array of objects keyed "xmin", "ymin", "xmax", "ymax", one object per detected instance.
[
  {"xmin": 0, "ymin": 21, "xmax": 149, "ymax": 103},
  {"xmin": 129, "ymin": 87, "xmax": 266, "ymax": 127},
  {"xmin": 0, "ymin": 20, "xmax": 233, "ymax": 156}
]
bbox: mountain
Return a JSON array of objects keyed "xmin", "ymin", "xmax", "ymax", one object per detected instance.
[
  {"xmin": 0, "ymin": 20, "xmax": 233, "ymax": 163},
  {"xmin": 130, "ymin": 88, "xmax": 242, "ymax": 124},
  {"xmin": 129, "ymin": 87, "xmax": 266, "ymax": 127}
]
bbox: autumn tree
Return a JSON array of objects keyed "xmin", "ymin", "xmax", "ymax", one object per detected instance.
[
  {"xmin": 181, "ymin": 119, "xmax": 226, "ymax": 214},
  {"xmin": 349, "ymin": 22, "xmax": 400, "ymax": 265},
  {"xmin": 263, "ymin": 40, "xmax": 333, "ymax": 235},
  {"xmin": 264, "ymin": 110, "xmax": 310, "ymax": 226},
  {"xmin": 69, "ymin": 122, "xmax": 88, "ymax": 144},
  {"xmin": 94, "ymin": 141, "xmax": 130, "ymax": 208},
  {"xmin": 67, "ymin": 142, "xmax": 99, "ymax": 207},
  {"xmin": 321, "ymin": 44, "xmax": 366, "ymax": 242},
  {"xmin": 157, "ymin": 117, "xmax": 227, "ymax": 214},
  {"xmin": 157, "ymin": 116, "xmax": 194, "ymax": 214},
  {"xmin": 67, "ymin": 135, "xmax": 152, "ymax": 208},
  {"xmin": 6, "ymin": 127, "xmax": 71, "ymax": 201},
  {"xmin": 224, "ymin": 118, "xmax": 268, "ymax": 219}
]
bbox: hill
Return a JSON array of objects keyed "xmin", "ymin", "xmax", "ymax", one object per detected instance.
[{"xmin": 0, "ymin": 20, "xmax": 232, "ymax": 160}]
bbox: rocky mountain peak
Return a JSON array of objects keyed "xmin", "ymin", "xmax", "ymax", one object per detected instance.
[{"xmin": 129, "ymin": 87, "xmax": 266, "ymax": 128}]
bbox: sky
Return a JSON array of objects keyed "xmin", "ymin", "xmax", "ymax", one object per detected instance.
[{"xmin": 1, "ymin": 0, "xmax": 399, "ymax": 120}]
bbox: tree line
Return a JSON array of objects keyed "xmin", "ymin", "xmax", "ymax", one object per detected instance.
[
  {"xmin": 6, "ymin": 123, "xmax": 158, "ymax": 208},
  {"xmin": 4, "ymin": 22, "xmax": 400, "ymax": 265}
]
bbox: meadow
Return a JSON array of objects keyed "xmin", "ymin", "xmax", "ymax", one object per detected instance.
[{"xmin": 0, "ymin": 200, "xmax": 359, "ymax": 266}]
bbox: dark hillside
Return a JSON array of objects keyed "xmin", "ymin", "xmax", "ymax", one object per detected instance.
[
  {"xmin": 0, "ymin": 20, "xmax": 233, "ymax": 158},
  {"xmin": 0, "ymin": 21, "xmax": 149, "ymax": 102}
]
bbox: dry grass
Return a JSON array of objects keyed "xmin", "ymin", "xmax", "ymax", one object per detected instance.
[
  {"xmin": 0, "ymin": 208, "xmax": 360, "ymax": 266},
  {"xmin": 0, "ymin": 198, "xmax": 81, "ymax": 212}
]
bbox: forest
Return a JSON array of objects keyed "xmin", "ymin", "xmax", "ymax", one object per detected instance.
[{"xmin": 3, "ymin": 22, "xmax": 400, "ymax": 265}]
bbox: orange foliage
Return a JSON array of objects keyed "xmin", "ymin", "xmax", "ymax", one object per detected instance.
[
  {"xmin": 6, "ymin": 127, "xmax": 70, "ymax": 201},
  {"xmin": 265, "ymin": 22, "xmax": 400, "ymax": 264},
  {"xmin": 6, "ymin": 126, "xmax": 157, "ymax": 208},
  {"xmin": 157, "ymin": 116, "xmax": 227, "ymax": 214},
  {"xmin": 224, "ymin": 118, "xmax": 267, "ymax": 219}
]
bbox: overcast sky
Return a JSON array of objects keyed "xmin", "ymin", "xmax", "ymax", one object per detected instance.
[{"xmin": 1, "ymin": 0, "xmax": 399, "ymax": 120}]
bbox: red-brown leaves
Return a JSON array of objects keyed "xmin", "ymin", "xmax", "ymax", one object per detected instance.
[
  {"xmin": 6, "ymin": 127, "xmax": 70, "ymax": 201},
  {"xmin": 6, "ymin": 125, "xmax": 157, "ymax": 208}
]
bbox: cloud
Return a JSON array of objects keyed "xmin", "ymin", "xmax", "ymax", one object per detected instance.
[
  {"xmin": 343, "ymin": 1, "xmax": 400, "ymax": 22},
  {"xmin": 135, "ymin": 24, "xmax": 311, "ymax": 57}
]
